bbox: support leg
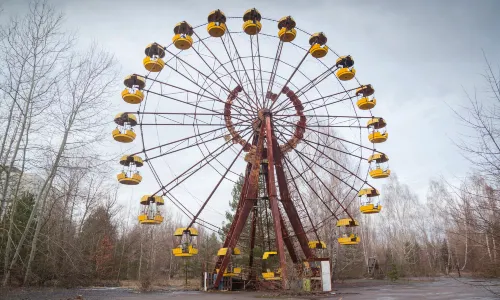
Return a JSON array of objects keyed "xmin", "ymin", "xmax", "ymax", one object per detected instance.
[{"xmin": 265, "ymin": 115, "xmax": 288, "ymax": 289}]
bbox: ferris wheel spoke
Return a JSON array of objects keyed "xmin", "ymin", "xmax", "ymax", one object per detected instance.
[
  {"xmin": 249, "ymin": 35, "xmax": 261, "ymax": 107},
  {"xmin": 299, "ymin": 87, "xmax": 360, "ymax": 112},
  {"xmin": 163, "ymin": 49, "xmax": 257, "ymax": 116},
  {"xmin": 141, "ymin": 75, "xmax": 224, "ymax": 103},
  {"xmin": 130, "ymin": 118, "xmax": 252, "ymax": 156},
  {"xmin": 153, "ymin": 126, "xmax": 253, "ymax": 196},
  {"xmin": 144, "ymin": 156, "xmax": 227, "ymax": 231},
  {"xmin": 303, "ymin": 94, "xmax": 356, "ymax": 114},
  {"xmin": 295, "ymin": 135, "xmax": 373, "ymax": 190},
  {"xmin": 189, "ymin": 41, "xmax": 258, "ymax": 115},
  {"xmin": 186, "ymin": 130, "xmax": 252, "ymax": 229},
  {"xmin": 275, "ymin": 121, "xmax": 368, "ymax": 161},
  {"xmin": 134, "ymin": 111, "xmax": 255, "ymax": 125},
  {"xmin": 281, "ymin": 153, "xmax": 339, "ymax": 220},
  {"xmin": 218, "ymin": 34, "xmax": 260, "ymax": 112},
  {"xmin": 224, "ymin": 29, "xmax": 260, "ymax": 106},
  {"xmin": 268, "ymin": 50, "xmax": 310, "ymax": 110},
  {"xmin": 163, "ymin": 193, "xmax": 222, "ymax": 231},
  {"xmin": 144, "ymin": 131, "xmax": 237, "ymax": 162},
  {"xmin": 190, "ymin": 32, "xmax": 260, "ymax": 115},
  {"xmin": 273, "ymin": 87, "xmax": 358, "ymax": 114},
  {"xmin": 277, "ymin": 118, "xmax": 373, "ymax": 151},
  {"xmin": 255, "ymin": 34, "xmax": 266, "ymax": 108},
  {"xmin": 284, "ymin": 146, "xmax": 355, "ymax": 220},
  {"xmin": 265, "ymin": 40, "xmax": 284, "ymax": 109},
  {"xmin": 283, "ymin": 156, "xmax": 322, "ymax": 242},
  {"xmin": 273, "ymin": 130, "xmax": 362, "ymax": 197},
  {"xmin": 275, "ymin": 116, "xmax": 365, "ymax": 128},
  {"xmin": 272, "ymin": 64, "xmax": 339, "ymax": 112},
  {"xmin": 141, "ymin": 88, "xmax": 223, "ymax": 115}
]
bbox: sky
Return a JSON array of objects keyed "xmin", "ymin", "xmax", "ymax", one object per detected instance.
[{"xmin": 2, "ymin": 0, "xmax": 500, "ymax": 230}]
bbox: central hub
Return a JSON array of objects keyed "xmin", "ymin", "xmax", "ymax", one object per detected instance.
[
  {"xmin": 224, "ymin": 85, "xmax": 306, "ymax": 159},
  {"xmin": 258, "ymin": 108, "xmax": 272, "ymax": 118}
]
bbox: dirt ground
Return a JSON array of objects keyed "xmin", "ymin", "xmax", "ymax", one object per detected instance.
[{"xmin": 1, "ymin": 277, "xmax": 499, "ymax": 300}]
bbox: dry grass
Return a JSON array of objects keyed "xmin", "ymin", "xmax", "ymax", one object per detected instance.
[{"xmin": 120, "ymin": 278, "xmax": 201, "ymax": 291}]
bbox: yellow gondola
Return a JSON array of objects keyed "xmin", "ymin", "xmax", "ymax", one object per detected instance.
[
  {"xmin": 338, "ymin": 233, "xmax": 360, "ymax": 245},
  {"xmin": 368, "ymin": 153, "xmax": 391, "ymax": 179},
  {"xmin": 367, "ymin": 117, "xmax": 388, "ymax": 143},
  {"xmin": 309, "ymin": 32, "xmax": 328, "ymax": 58},
  {"xmin": 308, "ymin": 240, "xmax": 327, "ymax": 249},
  {"xmin": 277, "ymin": 16, "xmax": 296, "ymax": 42},
  {"xmin": 138, "ymin": 214, "xmax": 164, "ymax": 224},
  {"xmin": 145, "ymin": 42, "xmax": 165, "ymax": 58},
  {"xmin": 262, "ymin": 251, "xmax": 281, "ymax": 280},
  {"xmin": 336, "ymin": 55, "xmax": 356, "ymax": 81},
  {"xmin": 217, "ymin": 247, "xmax": 241, "ymax": 256},
  {"xmin": 117, "ymin": 155, "xmax": 143, "ymax": 185},
  {"xmin": 216, "ymin": 247, "xmax": 242, "ymax": 277},
  {"xmin": 360, "ymin": 203, "xmax": 382, "ymax": 214},
  {"xmin": 207, "ymin": 10, "xmax": 227, "ymax": 37},
  {"xmin": 112, "ymin": 113, "xmax": 137, "ymax": 143},
  {"xmin": 119, "ymin": 155, "xmax": 144, "ymax": 167},
  {"xmin": 112, "ymin": 128, "xmax": 136, "ymax": 143},
  {"xmin": 358, "ymin": 187, "xmax": 382, "ymax": 214},
  {"xmin": 143, "ymin": 56, "xmax": 165, "ymax": 72},
  {"xmin": 172, "ymin": 245, "xmax": 198, "ymax": 257},
  {"xmin": 242, "ymin": 8, "xmax": 262, "ymax": 35},
  {"xmin": 116, "ymin": 172, "xmax": 142, "ymax": 185},
  {"xmin": 356, "ymin": 85, "xmax": 376, "ymax": 110},
  {"xmin": 122, "ymin": 75, "xmax": 146, "ymax": 104},
  {"xmin": 138, "ymin": 195, "xmax": 164, "ymax": 224},
  {"xmin": 173, "ymin": 21, "xmax": 194, "ymax": 50},
  {"xmin": 139, "ymin": 195, "xmax": 164, "ymax": 205},
  {"xmin": 336, "ymin": 218, "xmax": 359, "ymax": 227},
  {"xmin": 143, "ymin": 43, "xmax": 165, "ymax": 72},
  {"xmin": 172, "ymin": 227, "xmax": 198, "ymax": 257}
]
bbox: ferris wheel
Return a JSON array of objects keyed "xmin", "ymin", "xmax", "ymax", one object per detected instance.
[{"xmin": 113, "ymin": 8, "xmax": 390, "ymax": 288}]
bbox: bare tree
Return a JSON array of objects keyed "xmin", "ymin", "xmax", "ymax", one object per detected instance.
[
  {"xmin": 452, "ymin": 54, "xmax": 500, "ymax": 184},
  {"xmin": 2, "ymin": 39, "xmax": 117, "ymax": 285}
]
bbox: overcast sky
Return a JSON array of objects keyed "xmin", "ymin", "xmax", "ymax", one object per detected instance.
[{"xmin": 3, "ymin": 0, "xmax": 500, "ymax": 229}]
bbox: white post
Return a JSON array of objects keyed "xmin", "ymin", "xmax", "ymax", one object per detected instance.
[
  {"xmin": 204, "ymin": 272, "xmax": 207, "ymax": 291},
  {"xmin": 320, "ymin": 261, "xmax": 331, "ymax": 292}
]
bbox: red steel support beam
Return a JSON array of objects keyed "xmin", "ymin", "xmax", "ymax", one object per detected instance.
[
  {"xmin": 264, "ymin": 171, "xmax": 299, "ymax": 264},
  {"xmin": 265, "ymin": 115, "xmax": 288, "ymax": 289},
  {"xmin": 271, "ymin": 129, "xmax": 314, "ymax": 259},
  {"xmin": 214, "ymin": 124, "xmax": 266, "ymax": 288},
  {"xmin": 214, "ymin": 162, "xmax": 251, "ymax": 270},
  {"xmin": 248, "ymin": 203, "xmax": 258, "ymax": 280},
  {"xmin": 279, "ymin": 210, "xmax": 299, "ymax": 264}
]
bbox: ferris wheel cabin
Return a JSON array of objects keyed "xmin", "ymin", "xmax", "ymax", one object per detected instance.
[
  {"xmin": 216, "ymin": 247, "xmax": 242, "ymax": 277},
  {"xmin": 335, "ymin": 55, "xmax": 356, "ymax": 81},
  {"xmin": 143, "ymin": 43, "xmax": 166, "ymax": 72},
  {"xmin": 262, "ymin": 251, "xmax": 281, "ymax": 281},
  {"xmin": 172, "ymin": 227, "xmax": 199, "ymax": 257},
  {"xmin": 207, "ymin": 10, "xmax": 227, "ymax": 37},
  {"xmin": 367, "ymin": 117, "xmax": 388, "ymax": 143},
  {"xmin": 242, "ymin": 8, "xmax": 262, "ymax": 35},
  {"xmin": 358, "ymin": 188, "xmax": 382, "ymax": 214},
  {"xmin": 121, "ymin": 75, "xmax": 145, "ymax": 104},
  {"xmin": 138, "ymin": 195, "xmax": 164, "ymax": 225},
  {"xmin": 173, "ymin": 21, "xmax": 194, "ymax": 50},
  {"xmin": 309, "ymin": 32, "xmax": 328, "ymax": 58},
  {"xmin": 117, "ymin": 155, "xmax": 143, "ymax": 185},
  {"xmin": 112, "ymin": 113, "xmax": 137, "ymax": 143},
  {"xmin": 368, "ymin": 153, "xmax": 391, "ymax": 179},
  {"xmin": 356, "ymin": 84, "xmax": 376, "ymax": 110},
  {"xmin": 277, "ymin": 16, "xmax": 297, "ymax": 42}
]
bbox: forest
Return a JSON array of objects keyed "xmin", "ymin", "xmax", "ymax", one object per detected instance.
[{"xmin": 0, "ymin": 0, "xmax": 499, "ymax": 289}]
